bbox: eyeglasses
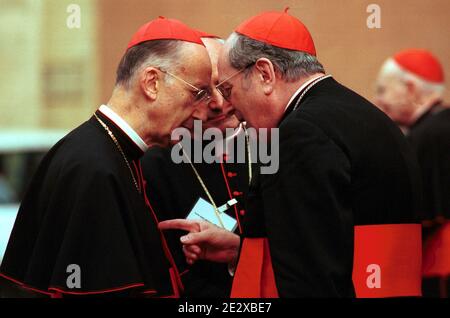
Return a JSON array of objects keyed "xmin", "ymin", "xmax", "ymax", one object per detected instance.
[
  {"xmin": 215, "ymin": 63, "xmax": 255, "ymax": 101},
  {"xmin": 159, "ymin": 69, "xmax": 212, "ymax": 103}
]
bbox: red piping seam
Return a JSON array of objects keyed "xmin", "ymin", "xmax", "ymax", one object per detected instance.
[
  {"xmin": 220, "ymin": 162, "xmax": 242, "ymax": 234},
  {"xmin": 48, "ymin": 283, "xmax": 147, "ymax": 295},
  {"xmin": 1, "ymin": 272, "xmax": 153, "ymax": 296},
  {"xmin": 138, "ymin": 161, "xmax": 184, "ymax": 296},
  {"xmin": 23, "ymin": 286, "xmax": 54, "ymax": 296},
  {"xmin": 132, "ymin": 161, "xmax": 142, "ymax": 192},
  {"xmin": 143, "ymin": 290, "xmax": 158, "ymax": 295},
  {"xmin": 0, "ymin": 273, "xmax": 54, "ymax": 296},
  {"xmin": 145, "ymin": 195, "xmax": 184, "ymax": 295},
  {"xmin": 137, "ymin": 163, "xmax": 180, "ymax": 298},
  {"xmin": 180, "ymin": 269, "xmax": 189, "ymax": 276},
  {"xmin": 168, "ymin": 268, "xmax": 180, "ymax": 298}
]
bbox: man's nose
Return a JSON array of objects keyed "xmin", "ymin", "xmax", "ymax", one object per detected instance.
[{"xmin": 208, "ymin": 87, "xmax": 225, "ymax": 111}]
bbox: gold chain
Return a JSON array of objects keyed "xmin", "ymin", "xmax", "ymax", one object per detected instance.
[
  {"xmin": 292, "ymin": 75, "xmax": 332, "ymax": 112},
  {"xmin": 181, "ymin": 146, "xmax": 225, "ymax": 229},
  {"xmin": 179, "ymin": 127, "xmax": 253, "ymax": 229},
  {"xmin": 94, "ymin": 113, "xmax": 140, "ymax": 193}
]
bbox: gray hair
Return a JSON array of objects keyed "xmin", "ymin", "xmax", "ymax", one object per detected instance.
[
  {"xmin": 226, "ymin": 32, "xmax": 325, "ymax": 82},
  {"xmin": 115, "ymin": 39, "xmax": 186, "ymax": 88}
]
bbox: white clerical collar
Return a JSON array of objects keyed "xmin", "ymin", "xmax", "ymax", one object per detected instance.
[
  {"xmin": 98, "ymin": 104, "xmax": 148, "ymax": 152},
  {"xmin": 284, "ymin": 74, "xmax": 329, "ymax": 112}
]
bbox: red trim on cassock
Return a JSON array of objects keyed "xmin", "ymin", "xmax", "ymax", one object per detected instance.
[
  {"xmin": 180, "ymin": 269, "xmax": 190, "ymax": 276},
  {"xmin": 139, "ymin": 161, "xmax": 184, "ymax": 297},
  {"xmin": 352, "ymin": 224, "xmax": 422, "ymax": 298},
  {"xmin": 219, "ymin": 162, "xmax": 242, "ymax": 234},
  {"xmin": 47, "ymin": 283, "xmax": 148, "ymax": 295},
  {"xmin": 0, "ymin": 272, "xmax": 155, "ymax": 296},
  {"xmin": 423, "ymin": 221, "xmax": 450, "ymax": 277},
  {"xmin": 230, "ymin": 238, "xmax": 279, "ymax": 298},
  {"xmin": 0, "ymin": 273, "xmax": 54, "ymax": 296}
]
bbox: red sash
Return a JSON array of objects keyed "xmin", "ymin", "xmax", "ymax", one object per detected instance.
[
  {"xmin": 231, "ymin": 224, "xmax": 421, "ymax": 298},
  {"xmin": 352, "ymin": 224, "xmax": 422, "ymax": 297},
  {"xmin": 231, "ymin": 238, "xmax": 279, "ymax": 298},
  {"xmin": 423, "ymin": 221, "xmax": 450, "ymax": 277}
]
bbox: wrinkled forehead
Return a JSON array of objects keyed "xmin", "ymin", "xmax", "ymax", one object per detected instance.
[{"xmin": 179, "ymin": 43, "xmax": 212, "ymax": 87}]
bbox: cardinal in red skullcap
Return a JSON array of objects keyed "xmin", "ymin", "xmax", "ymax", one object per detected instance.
[
  {"xmin": 375, "ymin": 49, "xmax": 445, "ymax": 129},
  {"xmin": 375, "ymin": 49, "xmax": 450, "ymax": 297},
  {"xmin": 159, "ymin": 8, "xmax": 423, "ymax": 298},
  {"xmin": 1, "ymin": 16, "xmax": 214, "ymax": 297}
]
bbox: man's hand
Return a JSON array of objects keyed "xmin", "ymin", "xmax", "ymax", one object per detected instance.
[{"xmin": 158, "ymin": 219, "xmax": 240, "ymax": 266}]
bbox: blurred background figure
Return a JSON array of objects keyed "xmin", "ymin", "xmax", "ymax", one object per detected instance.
[
  {"xmin": 375, "ymin": 49, "xmax": 446, "ymax": 133},
  {"xmin": 375, "ymin": 49, "xmax": 450, "ymax": 298}
]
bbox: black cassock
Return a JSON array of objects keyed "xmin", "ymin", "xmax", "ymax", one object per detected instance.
[
  {"xmin": 407, "ymin": 104, "xmax": 450, "ymax": 297},
  {"xmin": 235, "ymin": 77, "xmax": 422, "ymax": 298},
  {"xmin": 408, "ymin": 103, "xmax": 450, "ymax": 221},
  {"xmin": 0, "ymin": 111, "xmax": 179, "ymax": 297},
  {"xmin": 141, "ymin": 140, "xmax": 250, "ymax": 297}
]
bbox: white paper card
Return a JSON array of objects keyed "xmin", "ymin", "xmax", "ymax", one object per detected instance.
[{"xmin": 186, "ymin": 197, "xmax": 238, "ymax": 232}]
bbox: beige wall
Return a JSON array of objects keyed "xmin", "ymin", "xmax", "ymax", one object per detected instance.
[
  {"xmin": 1, "ymin": 1, "xmax": 449, "ymax": 129},
  {"xmin": 0, "ymin": 0, "xmax": 44, "ymax": 128},
  {"xmin": 0, "ymin": 0, "xmax": 98, "ymax": 129},
  {"xmin": 98, "ymin": 0, "xmax": 450, "ymax": 105},
  {"xmin": 41, "ymin": 0, "xmax": 99, "ymax": 129}
]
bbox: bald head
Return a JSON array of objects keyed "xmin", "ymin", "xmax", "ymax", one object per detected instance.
[
  {"xmin": 200, "ymin": 37, "xmax": 240, "ymax": 132},
  {"xmin": 201, "ymin": 38, "xmax": 223, "ymax": 83}
]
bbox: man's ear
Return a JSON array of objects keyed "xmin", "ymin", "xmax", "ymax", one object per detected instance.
[
  {"xmin": 140, "ymin": 67, "xmax": 160, "ymax": 100},
  {"xmin": 254, "ymin": 58, "xmax": 276, "ymax": 95}
]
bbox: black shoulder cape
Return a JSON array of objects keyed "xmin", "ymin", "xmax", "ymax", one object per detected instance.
[{"xmin": 1, "ymin": 112, "xmax": 180, "ymax": 297}]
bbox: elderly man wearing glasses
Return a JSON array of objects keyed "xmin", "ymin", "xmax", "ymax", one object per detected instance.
[
  {"xmin": 0, "ymin": 17, "xmax": 212, "ymax": 297},
  {"xmin": 140, "ymin": 33, "xmax": 253, "ymax": 297}
]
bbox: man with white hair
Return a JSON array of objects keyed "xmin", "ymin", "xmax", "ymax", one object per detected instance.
[
  {"xmin": 375, "ymin": 49, "xmax": 446, "ymax": 133},
  {"xmin": 375, "ymin": 49, "xmax": 450, "ymax": 297}
]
